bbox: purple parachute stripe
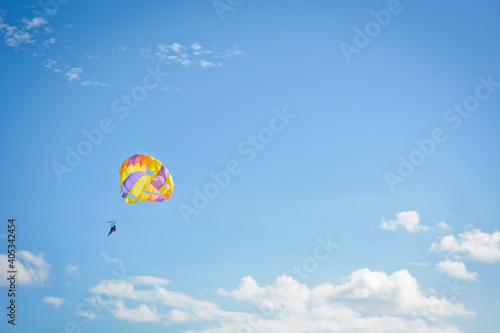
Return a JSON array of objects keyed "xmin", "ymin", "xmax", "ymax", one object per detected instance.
[
  {"xmin": 123, "ymin": 171, "xmax": 147, "ymax": 192},
  {"xmin": 157, "ymin": 167, "xmax": 168, "ymax": 181},
  {"xmin": 129, "ymin": 154, "xmax": 140, "ymax": 165},
  {"xmin": 150, "ymin": 176, "xmax": 165, "ymax": 191}
]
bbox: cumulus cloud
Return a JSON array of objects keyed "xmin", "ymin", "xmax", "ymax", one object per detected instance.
[
  {"xmin": 214, "ymin": 270, "xmax": 471, "ymax": 333},
  {"xmin": 86, "ymin": 270, "xmax": 471, "ymax": 332},
  {"xmin": 379, "ymin": 211, "xmax": 430, "ymax": 232},
  {"xmin": 221, "ymin": 269, "xmax": 471, "ymax": 320},
  {"xmin": 430, "ymin": 229, "xmax": 500, "ymax": 263},
  {"xmin": 0, "ymin": 250, "xmax": 50, "ymax": 286},
  {"xmin": 41, "ymin": 296, "xmax": 65, "ymax": 308},
  {"xmin": 437, "ymin": 260, "xmax": 478, "ymax": 281}
]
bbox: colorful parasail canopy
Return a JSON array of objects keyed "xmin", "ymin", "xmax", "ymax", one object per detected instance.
[{"xmin": 119, "ymin": 154, "xmax": 174, "ymax": 204}]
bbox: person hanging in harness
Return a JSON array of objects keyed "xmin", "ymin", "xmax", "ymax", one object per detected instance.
[{"xmin": 107, "ymin": 222, "xmax": 117, "ymax": 236}]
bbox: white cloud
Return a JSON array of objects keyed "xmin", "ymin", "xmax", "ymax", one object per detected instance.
[
  {"xmin": 90, "ymin": 278, "xmax": 246, "ymax": 324},
  {"xmin": 218, "ymin": 46, "xmax": 244, "ymax": 58},
  {"xmin": 101, "ymin": 251, "xmax": 123, "ymax": 266},
  {"xmin": 221, "ymin": 269, "xmax": 471, "ymax": 320},
  {"xmin": 180, "ymin": 59, "xmax": 191, "ymax": 67},
  {"xmin": 437, "ymin": 221, "xmax": 453, "ymax": 231},
  {"xmin": 0, "ymin": 250, "xmax": 50, "ymax": 286},
  {"xmin": 408, "ymin": 262, "xmax": 430, "ymax": 266},
  {"xmin": 46, "ymin": 8, "xmax": 58, "ymax": 16},
  {"xmin": 41, "ymin": 296, "xmax": 65, "ymax": 308},
  {"xmin": 112, "ymin": 300, "xmax": 160, "ymax": 322},
  {"xmin": 87, "ymin": 270, "xmax": 471, "ymax": 332},
  {"xmin": 170, "ymin": 42, "xmax": 185, "ymax": 53},
  {"xmin": 41, "ymin": 37, "xmax": 56, "ymax": 48},
  {"xmin": 191, "ymin": 43, "xmax": 202, "ymax": 50},
  {"xmin": 3, "ymin": 26, "xmax": 35, "ymax": 47},
  {"xmin": 214, "ymin": 269, "xmax": 471, "ymax": 332},
  {"xmin": 43, "ymin": 58, "xmax": 62, "ymax": 72},
  {"xmin": 117, "ymin": 46, "xmax": 126, "ymax": 50},
  {"xmin": 149, "ymin": 42, "xmax": 243, "ymax": 70},
  {"xmin": 199, "ymin": 60, "xmax": 215, "ymax": 69},
  {"xmin": 65, "ymin": 67, "xmax": 83, "ymax": 82},
  {"xmin": 130, "ymin": 276, "xmax": 170, "ymax": 286},
  {"xmin": 0, "ymin": 16, "xmax": 48, "ymax": 48},
  {"xmin": 65, "ymin": 264, "xmax": 78, "ymax": 275},
  {"xmin": 379, "ymin": 211, "xmax": 430, "ymax": 233},
  {"xmin": 430, "ymin": 229, "xmax": 500, "ymax": 263},
  {"xmin": 81, "ymin": 80, "xmax": 109, "ymax": 87},
  {"xmin": 23, "ymin": 17, "xmax": 47, "ymax": 30},
  {"xmin": 76, "ymin": 310, "xmax": 98, "ymax": 320},
  {"xmin": 437, "ymin": 260, "xmax": 478, "ymax": 281}
]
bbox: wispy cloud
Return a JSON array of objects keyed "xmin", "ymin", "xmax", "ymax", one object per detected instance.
[
  {"xmin": 190, "ymin": 42, "xmax": 202, "ymax": 50},
  {"xmin": 76, "ymin": 310, "xmax": 98, "ymax": 320},
  {"xmin": 437, "ymin": 221, "xmax": 453, "ymax": 231},
  {"xmin": 65, "ymin": 264, "xmax": 78, "ymax": 275},
  {"xmin": 379, "ymin": 211, "xmax": 430, "ymax": 233},
  {"xmin": 43, "ymin": 58, "xmax": 62, "ymax": 72},
  {"xmin": 23, "ymin": 17, "xmax": 48, "ymax": 30},
  {"xmin": 199, "ymin": 60, "xmax": 215, "ymax": 69},
  {"xmin": 41, "ymin": 296, "xmax": 65, "ymax": 308},
  {"xmin": 82, "ymin": 80, "xmax": 109, "ymax": 87},
  {"xmin": 41, "ymin": 37, "xmax": 56, "ymax": 48},
  {"xmin": 65, "ymin": 67, "xmax": 83, "ymax": 82},
  {"xmin": 408, "ymin": 261, "xmax": 430, "ymax": 266},
  {"xmin": 101, "ymin": 251, "xmax": 123, "ymax": 267},
  {"xmin": 1, "ymin": 12, "xmax": 107, "ymax": 87},
  {"xmin": 146, "ymin": 42, "xmax": 243, "ymax": 69},
  {"xmin": 0, "ymin": 15, "xmax": 48, "ymax": 48}
]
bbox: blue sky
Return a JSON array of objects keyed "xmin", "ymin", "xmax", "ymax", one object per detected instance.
[{"xmin": 1, "ymin": 0, "xmax": 500, "ymax": 332}]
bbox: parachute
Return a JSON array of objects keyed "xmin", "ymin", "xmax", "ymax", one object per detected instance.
[{"xmin": 118, "ymin": 154, "xmax": 174, "ymax": 204}]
